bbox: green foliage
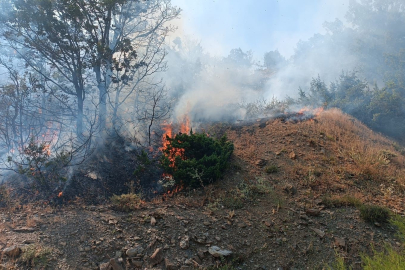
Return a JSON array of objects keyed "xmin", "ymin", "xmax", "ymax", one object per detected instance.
[
  {"xmin": 265, "ymin": 165, "xmax": 278, "ymax": 174},
  {"xmin": 134, "ymin": 150, "xmax": 152, "ymax": 176},
  {"xmin": 111, "ymin": 193, "xmax": 142, "ymax": 212},
  {"xmin": 20, "ymin": 244, "xmax": 52, "ymax": 268},
  {"xmin": 390, "ymin": 215, "xmax": 405, "ymax": 242},
  {"xmin": 161, "ymin": 131, "xmax": 234, "ymax": 188},
  {"xmin": 321, "ymin": 195, "xmax": 362, "ymax": 208},
  {"xmin": 362, "ymin": 244, "xmax": 405, "ymax": 270},
  {"xmin": 359, "ymin": 204, "xmax": 390, "ymax": 224}
]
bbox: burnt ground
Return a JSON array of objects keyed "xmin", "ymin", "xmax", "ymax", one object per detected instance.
[{"xmin": 1, "ymin": 108, "xmax": 405, "ymax": 269}]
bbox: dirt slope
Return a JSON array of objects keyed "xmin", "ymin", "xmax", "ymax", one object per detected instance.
[{"xmin": 1, "ymin": 108, "xmax": 405, "ymax": 270}]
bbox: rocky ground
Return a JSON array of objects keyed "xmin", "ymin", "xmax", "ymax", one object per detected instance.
[{"xmin": 1, "ymin": 109, "xmax": 405, "ymax": 269}]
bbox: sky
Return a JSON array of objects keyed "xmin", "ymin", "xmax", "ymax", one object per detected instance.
[{"xmin": 170, "ymin": 0, "xmax": 350, "ymax": 60}]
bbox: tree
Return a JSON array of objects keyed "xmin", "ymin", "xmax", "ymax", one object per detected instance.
[
  {"xmin": 1, "ymin": 0, "xmax": 180, "ymax": 137},
  {"xmin": 263, "ymin": 50, "xmax": 286, "ymax": 71}
]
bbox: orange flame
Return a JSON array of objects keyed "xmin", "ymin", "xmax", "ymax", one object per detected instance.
[{"xmin": 160, "ymin": 115, "xmax": 191, "ymax": 165}]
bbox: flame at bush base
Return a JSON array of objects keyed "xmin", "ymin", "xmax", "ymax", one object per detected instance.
[{"xmin": 160, "ymin": 115, "xmax": 191, "ymax": 167}]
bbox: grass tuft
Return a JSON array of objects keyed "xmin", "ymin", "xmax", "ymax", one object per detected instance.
[
  {"xmin": 359, "ymin": 204, "xmax": 390, "ymax": 224},
  {"xmin": 265, "ymin": 165, "xmax": 279, "ymax": 174},
  {"xmin": 111, "ymin": 193, "xmax": 142, "ymax": 212}
]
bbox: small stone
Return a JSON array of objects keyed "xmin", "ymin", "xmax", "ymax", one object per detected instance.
[
  {"xmin": 126, "ymin": 245, "xmax": 144, "ymax": 257},
  {"xmin": 289, "ymin": 151, "xmax": 296, "ymax": 160},
  {"xmin": 132, "ymin": 260, "xmax": 143, "ymax": 268},
  {"xmin": 255, "ymin": 159, "xmax": 267, "ymax": 167},
  {"xmin": 165, "ymin": 258, "xmax": 177, "ymax": 270},
  {"xmin": 193, "ymin": 255, "xmax": 202, "ymax": 265},
  {"xmin": 311, "ymin": 228, "xmax": 325, "ymax": 238},
  {"xmin": 179, "ymin": 235, "xmax": 190, "ymax": 249},
  {"xmin": 215, "ymin": 236, "xmax": 221, "ymax": 241},
  {"xmin": 115, "ymin": 251, "xmax": 122, "ymax": 258},
  {"xmin": 3, "ymin": 246, "xmax": 21, "ymax": 257},
  {"xmin": 150, "ymin": 248, "xmax": 163, "ymax": 266},
  {"xmin": 306, "ymin": 209, "xmax": 321, "ymax": 217},
  {"xmin": 151, "ymin": 217, "xmax": 157, "ymax": 226},
  {"xmin": 13, "ymin": 227, "xmax": 36, "ymax": 233},
  {"xmin": 197, "ymin": 250, "xmax": 205, "ymax": 260},
  {"xmin": 109, "ymin": 258, "xmax": 124, "ymax": 270},
  {"xmin": 334, "ymin": 237, "xmax": 346, "ymax": 248},
  {"xmin": 208, "ymin": 246, "xmax": 232, "ymax": 257},
  {"xmin": 99, "ymin": 261, "xmax": 110, "ymax": 270}
]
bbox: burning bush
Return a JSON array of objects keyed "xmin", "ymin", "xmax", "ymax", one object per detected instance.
[{"xmin": 161, "ymin": 131, "xmax": 234, "ymax": 188}]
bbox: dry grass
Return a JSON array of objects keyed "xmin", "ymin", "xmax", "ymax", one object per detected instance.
[
  {"xmin": 224, "ymin": 108, "xmax": 405, "ymax": 213},
  {"xmin": 317, "ymin": 109, "xmax": 405, "ymax": 185}
]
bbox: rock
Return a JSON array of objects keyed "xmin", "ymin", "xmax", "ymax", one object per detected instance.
[
  {"xmin": 197, "ymin": 250, "xmax": 205, "ymax": 260},
  {"xmin": 132, "ymin": 260, "xmax": 143, "ymax": 268},
  {"xmin": 13, "ymin": 227, "xmax": 36, "ymax": 233},
  {"xmin": 283, "ymin": 184, "xmax": 297, "ymax": 195},
  {"xmin": 150, "ymin": 248, "xmax": 163, "ymax": 266},
  {"xmin": 306, "ymin": 209, "xmax": 321, "ymax": 217},
  {"xmin": 151, "ymin": 216, "xmax": 157, "ymax": 226},
  {"xmin": 179, "ymin": 235, "xmax": 189, "ymax": 249},
  {"xmin": 289, "ymin": 151, "xmax": 296, "ymax": 160},
  {"xmin": 311, "ymin": 228, "xmax": 325, "ymax": 238},
  {"xmin": 109, "ymin": 258, "xmax": 124, "ymax": 270},
  {"xmin": 3, "ymin": 246, "xmax": 21, "ymax": 257},
  {"xmin": 99, "ymin": 261, "xmax": 111, "ymax": 270},
  {"xmin": 334, "ymin": 237, "xmax": 346, "ymax": 248},
  {"xmin": 115, "ymin": 251, "xmax": 122, "ymax": 258},
  {"xmin": 208, "ymin": 246, "xmax": 232, "ymax": 257},
  {"xmin": 165, "ymin": 258, "xmax": 178, "ymax": 270},
  {"xmin": 126, "ymin": 245, "xmax": 144, "ymax": 257},
  {"xmin": 255, "ymin": 159, "xmax": 267, "ymax": 167},
  {"xmin": 193, "ymin": 255, "xmax": 202, "ymax": 265}
]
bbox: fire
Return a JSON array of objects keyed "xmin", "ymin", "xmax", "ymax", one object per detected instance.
[
  {"xmin": 160, "ymin": 115, "xmax": 191, "ymax": 167},
  {"xmin": 58, "ymin": 191, "xmax": 63, "ymax": 197}
]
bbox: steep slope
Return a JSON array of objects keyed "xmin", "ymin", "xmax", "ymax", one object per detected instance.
[{"xmin": 1, "ymin": 108, "xmax": 404, "ymax": 270}]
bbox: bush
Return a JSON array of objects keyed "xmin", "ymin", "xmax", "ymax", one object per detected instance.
[
  {"xmin": 265, "ymin": 165, "xmax": 278, "ymax": 174},
  {"xmin": 161, "ymin": 131, "xmax": 234, "ymax": 188},
  {"xmin": 111, "ymin": 193, "xmax": 142, "ymax": 211},
  {"xmin": 360, "ymin": 204, "xmax": 390, "ymax": 224}
]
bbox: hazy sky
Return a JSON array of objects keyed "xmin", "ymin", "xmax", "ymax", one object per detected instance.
[{"xmin": 170, "ymin": 0, "xmax": 350, "ymax": 60}]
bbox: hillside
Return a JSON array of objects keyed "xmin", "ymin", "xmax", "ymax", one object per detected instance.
[{"xmin": 1, "ymin": 109, "xmax": 405, "ymax": 269}]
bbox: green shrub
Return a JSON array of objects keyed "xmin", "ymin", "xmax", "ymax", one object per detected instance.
[
  {"xmin": 265, "ymin": 165, "xmax": 278, "ymax": 174},
  {"xmin": 362, "ymin": 244, "xmax": 405, "ymax": 270},
  {"xmin": 321, "ymin": 195, "xmax": 362, "ymax": 208},
  {"xmin": 111, "ymin": 193, "xmax": 142, "ymax": 211},
  {"xmin": 360, "ymin": 204, "xmax": 390, "ymax": 223},
  {"xmin": 161, "ymin": 131, "xmax": 234, "ymax": 188},
  {"xmin": 20, "ymin": 244, "xmax": 52, "ymax": 268}
]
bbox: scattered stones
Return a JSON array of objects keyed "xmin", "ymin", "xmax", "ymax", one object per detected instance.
[
  {"xmin": 126, "ymin": 245, "xmax": 144, "ymax": 257},
  {"xmin": 208, "ymin": 246, "xmax": 232, "ymax": 257},
  {"xmin": 3, "ymin": 246, "xmax": 21, "ymax": 257},
  {"xmin": 149, "ymin": 248, "xmax": 163, "ymax": 266},
  {"xmin": 179, "ymin": 235, "xmax": 190, "ymax": 249}
]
